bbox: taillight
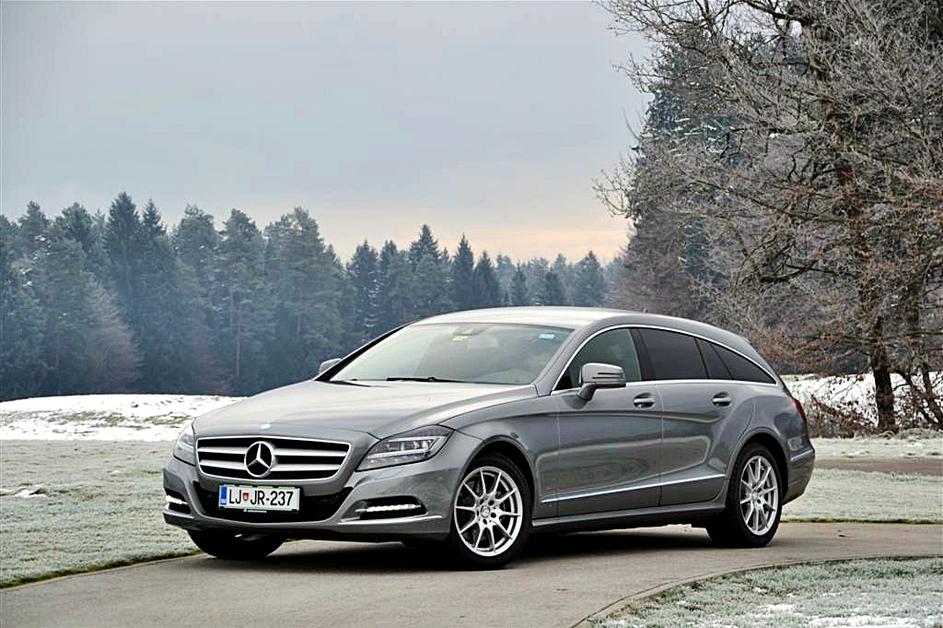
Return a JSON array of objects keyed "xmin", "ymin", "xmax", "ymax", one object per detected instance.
[{"xmin": 792, "ymin": 396, "xmax": 808, "ymax": 423}]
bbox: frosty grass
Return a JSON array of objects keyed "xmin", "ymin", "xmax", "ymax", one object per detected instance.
[{"xmin": 595, "ymin": 558, "xmax": 943, "ymax": 628}]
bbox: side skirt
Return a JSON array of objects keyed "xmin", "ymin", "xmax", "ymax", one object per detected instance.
[{"xmin": 530, "ymin": 501, "xmax": 725, "ymax": 535}]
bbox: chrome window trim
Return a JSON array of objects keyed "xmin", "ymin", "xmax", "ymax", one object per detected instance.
[
  {"xmin": 541, "ymin": 472, "xmax": 726, "ymax": 504},
  {"xmin": 550, "ymin": 324, "xmax": 780, "ymax": 393},
  {"xmin": 196, "ymin": 434, "xmax": 351, "ymax": 483}
]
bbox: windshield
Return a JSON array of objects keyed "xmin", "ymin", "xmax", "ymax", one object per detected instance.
[{"xmin": 330, "ymin": 323, "xmax": 573, "ymax": 385}]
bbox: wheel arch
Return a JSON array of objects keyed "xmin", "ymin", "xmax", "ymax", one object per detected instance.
[
  {"xmin": 735, "ymin": 430, "xmax": 789, "ymax": 490},
  {"xmin": 467, "ymin": 436, "xmax": 537, "ymax": 504}
]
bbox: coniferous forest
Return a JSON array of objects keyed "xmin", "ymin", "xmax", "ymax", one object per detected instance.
[{"xmin": 0, "ymin": 194, "xmax": 617, "ymax": 400}]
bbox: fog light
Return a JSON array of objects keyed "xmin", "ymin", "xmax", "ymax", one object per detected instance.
[
  {"xmin": 357, "ymin": 503, "xmax": 422, "ymax": 514},
  {"xmin": 165, "ymin": 490, "xmax": 190, "ymax": 514},
  {"xmin": 354, "ymin": 497, "xmax": 425, "ymax": 519}
]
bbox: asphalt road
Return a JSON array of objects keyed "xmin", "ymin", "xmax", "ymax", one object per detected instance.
[{"xmin": 3, "ymin": 522, "xmax": 941, "ymax": 628}]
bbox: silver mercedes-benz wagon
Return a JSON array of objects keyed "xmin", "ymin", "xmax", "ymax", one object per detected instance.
[{"xmin": 163, "ymin": 307, "xmax": 815, "ymax": 568}]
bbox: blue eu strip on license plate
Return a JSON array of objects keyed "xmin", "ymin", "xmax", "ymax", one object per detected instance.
[{"xmin": 218, "ymin": 485, "xmax": 228, "ymax": 507}]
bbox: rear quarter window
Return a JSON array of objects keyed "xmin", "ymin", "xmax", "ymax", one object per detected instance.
[{"xmin": 710, "ymin": 341, "xmax": 775, "ymax": 384}]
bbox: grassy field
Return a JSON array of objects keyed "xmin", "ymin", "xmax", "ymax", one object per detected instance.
[
  {"xmin": 595, "ymin": 558, "xmax": 943, "ymax": 628},
  {"xmin": 782, "ymin": 468, "xmax": 942, "ymax": 523},
  {"xmin": 0, "ymin": 441, "xmax": 193, "ymax": 586}
]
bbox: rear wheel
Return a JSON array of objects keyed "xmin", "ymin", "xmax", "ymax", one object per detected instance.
[
  {"xmin": 445, "ymin": 454, "xmax": 532, "ymax": 569},
  {"xmin": 707, "ymin": 443, "xmax": 782, "ymax": 548},
  {"xmin": 188, "ymin": 530, "xmax": 284, "ymax": 560}
]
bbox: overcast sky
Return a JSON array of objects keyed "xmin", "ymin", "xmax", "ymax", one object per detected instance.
[{"xmin": 1, "ymin": 1, "xmax": 648, "ymax": 261}]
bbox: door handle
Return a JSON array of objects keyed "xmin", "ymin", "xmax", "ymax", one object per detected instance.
[
  {"xmin": 712, "ymin": 393, "xmax": 732, "ymax": 407},
  {"xmin": 633, "ymin": 393, "xmax": 655, "ymax": 408}
]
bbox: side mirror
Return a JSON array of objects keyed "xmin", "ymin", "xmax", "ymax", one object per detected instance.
[
  {"xmin": 318, "ymin": 357, "xmax": 342, "ymax": 375},
  {"xmin": 577, "ymin": 362, "xmax": 626, "ymax": 401}
]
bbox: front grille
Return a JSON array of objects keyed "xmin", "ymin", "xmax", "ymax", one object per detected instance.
[
  {"xmin": 193, "ymin": 483, "xmax": 351, "ymax": 523},
  {"xmin": 196, "ymin": 436, "xmax": 350, "ymax": 481}
]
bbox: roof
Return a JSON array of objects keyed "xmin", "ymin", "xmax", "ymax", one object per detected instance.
[{"xmin": 414, "ymin": 306, "xmax": 631, "ymax": 329}]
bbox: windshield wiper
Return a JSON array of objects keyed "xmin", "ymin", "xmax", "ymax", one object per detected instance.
[{"xmin": 385, "ymin": 376, "xmax": 471, "ymax": 383}]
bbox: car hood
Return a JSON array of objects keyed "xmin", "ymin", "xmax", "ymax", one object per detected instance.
[{"xmin": 194, "ymin": 379, "xmax": 536, "ymax": 440}]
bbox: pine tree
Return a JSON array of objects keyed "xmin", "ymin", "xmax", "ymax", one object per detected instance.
[
  {"xmin": 572, "ymin": 251, "xmax": 608, "ymax": 307},
  {"xmin": 172, "ymin": 204, "xmax": 222, "ymax": 388},
  {"xmin": 16, "ymin": 202, "xmax": 49, "ymax": 257},
  {"xmin": 495, "ymin": 254, "xmax": 515, "ymax": 296},
  {"xmin": 104, "ymin": 192, "xmax": 145, "ymax": 321},
  {"xmin": 345, "ymin": 241, "xmax": 379, "ymax": 346},
  {"xmin": 551, "ymin": 254, "xmax": 572, "ymax": 305},
  {"xmin": 407, "ymin": 225, "xmax": 451, "ymax": 318},
  {"xmin": 172, "ymin": 204, "xmax": 218, "ymax": 292},
  {"xmin": 56, "ymin": 203, "xmax": 108, "ymax": 280},
  {"xmin": 523, "ymin": 257, "xmax": 550, "ymax": 298},
  {"xmin": 214, "ymin": 209, "xmax": 272, "ymax": 393},
  {"xmin": 375, "ymin": 241, "xmax": 415, "ymax": 333},
  {"xmin": 510, "ymin": 265, "xmax": 530, "ymax": 306},
  {"xmin": 472, "ymin": 252, "xmax": 502, "ymax": 308},
  {"xmin": 264, "ymin": 208, "xmax": 345, "ymax": 385},
  {"xmin": 0, "ymin": 215, "xmax": 46, "ymax": 400},
  {"xmin": 408, "ymin": 224, "xmax": 442, "ymax": 266},
  {"xmin": 450, "ymin": 235, "xmax": 476, "ymax": 311},
  {"xmin": 538, "ymin": 271, "xmax": 567, "ymax": 306}
]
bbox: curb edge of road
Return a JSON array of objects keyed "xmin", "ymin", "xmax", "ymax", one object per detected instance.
[
  {"xmin": 571, "ymin": 552, "xmax": 943, "ymax": 627},
  {"xmin": 0, "ymin": 552, "xmax": 200, "ymax": 593}
]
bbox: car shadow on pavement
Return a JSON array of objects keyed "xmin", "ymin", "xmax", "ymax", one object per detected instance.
[{"xmin": 181, "ymin": 527, "xmax": 720, "ymax": 576}]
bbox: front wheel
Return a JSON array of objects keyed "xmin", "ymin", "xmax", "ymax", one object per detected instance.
[
  {"xmin": 707, "ymin": 443, "xmax": 782, "ymax": 548},
  {"xmin": 445, "ymin": 453, "xmax": 532, "ymax": 569},
  {"xmin": 188, "ymin": 530, "xmax": 284, "ymax": 560}
]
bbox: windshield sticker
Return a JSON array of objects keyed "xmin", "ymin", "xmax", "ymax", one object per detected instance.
[
  {"xmin": 452, "ymin": 335, "xmax": 469, "ymax": 342},
  {"xmin": 538, "ymin": 332, "xmax": 556, "ymax": 340}
]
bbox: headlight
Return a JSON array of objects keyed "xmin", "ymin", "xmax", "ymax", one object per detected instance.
[
  {"xmin": 173, "ymin": 421, "xmax": 196, "ymax": 465},
  {"xmin": 358, "ymin": 426, "xmax": 452, "ymax": 471}
]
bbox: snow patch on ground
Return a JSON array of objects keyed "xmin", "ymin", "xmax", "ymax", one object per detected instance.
[
  {"xmin": 0, "ymin": 394, "xmax": 240, "ymax": 440},
  {"xmin": 782, "ymin": 372, "xmax": 941, "ymax": 429}
]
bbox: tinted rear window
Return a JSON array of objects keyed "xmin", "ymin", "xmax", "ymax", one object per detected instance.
[{"xmin": 636, "ymin": 329, "xmax": 706, "ymax": 380}]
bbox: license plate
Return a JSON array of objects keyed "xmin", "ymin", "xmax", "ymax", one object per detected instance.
[{"xmin": 218, "ymin": 485, "xmax": 301, "ymax": 512}]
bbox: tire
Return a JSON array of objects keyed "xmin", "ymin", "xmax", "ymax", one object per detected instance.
[
  {"xmin": 445, "ymin": 453, "xmax": 532, "ymax": 569},
  {"xmin": 707, "ymin": 443, "xmax": 783, "ymax": 548},
  {"xmin": 188, "ymin": 530, "xmax": 284, "ymax": 560}
]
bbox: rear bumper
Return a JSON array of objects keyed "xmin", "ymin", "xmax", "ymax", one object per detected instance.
[
  {"xmin": 784, "ymin": 446, "xmax": 815, "ymax": 504},
  {"xmin": 163, "ymin": 430, "xmax": 481, "ymax": 541}
]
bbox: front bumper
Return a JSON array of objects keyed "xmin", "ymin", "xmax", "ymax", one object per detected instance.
[{"xmin": 163, "ymin": 430, "xmax": 481, "ymax": 541}]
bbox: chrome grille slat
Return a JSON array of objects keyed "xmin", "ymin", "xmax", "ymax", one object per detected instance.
[
  {"xmin": 271, "ymin": 463, "xmax": 342, "ymax": 472},
  {"xmin": 200, "ymin": 459, "xmax": 245, "ymax": 470},
  {"xmin": 196, "ymin": 436, "xmax": 350, "ymax": 481},
  {"xmin": 275, "ymin": 448, "xmax": 347, "ymax": 458},
  {"xmin": 197, "ymin": 446, "xmax": 246, "ymax": 455}
]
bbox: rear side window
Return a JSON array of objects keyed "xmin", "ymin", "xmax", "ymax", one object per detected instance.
[
  {"xmin": 711, "ymin": 342, "xmax": 775, "ymax": 384},
  {"xmin": 635, "ymin": 329, "xmax": 707, "ymax": 380},
  {"xmin": 557, "ymin": 329, "xmax": 642, "ymax": 389}
]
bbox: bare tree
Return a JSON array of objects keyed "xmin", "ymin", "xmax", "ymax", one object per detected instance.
[{"xmin": 599, "ymin": 0, "xmax": 943, "ymax": 429}]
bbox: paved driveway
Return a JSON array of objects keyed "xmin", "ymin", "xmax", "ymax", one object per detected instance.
[{"xmin": 3, "ymin": 522, "xmax": 941, "ymax": 628}]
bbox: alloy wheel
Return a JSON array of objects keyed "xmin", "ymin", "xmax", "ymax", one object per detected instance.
[
  {"xmin": 453, "ymin": 465, "xmax": 524, "ymax": 557},
  {"xmin": 739, "ymin": 454, "xmax": 779, "ymax": 536}
]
